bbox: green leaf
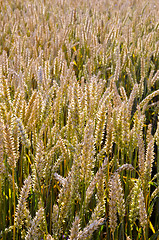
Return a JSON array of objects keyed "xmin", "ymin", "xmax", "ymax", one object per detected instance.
[{"xmin": 149, "ymin": 230, "xmax": 159, "ymax": 240}]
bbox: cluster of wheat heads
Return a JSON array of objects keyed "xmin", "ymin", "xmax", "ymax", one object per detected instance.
[{"xmin": 0, "ymin": 0, "xmax": 159, "ymax": 239}]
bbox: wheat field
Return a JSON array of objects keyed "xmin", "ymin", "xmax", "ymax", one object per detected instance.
[{"xmin": 0, "ymin": 0, "xmax": 159, "ymax": 239}]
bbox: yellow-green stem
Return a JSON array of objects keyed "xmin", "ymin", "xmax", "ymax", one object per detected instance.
[{"xmin": 12, "ymin": 167, "xmax": 15, "ymax": 240}]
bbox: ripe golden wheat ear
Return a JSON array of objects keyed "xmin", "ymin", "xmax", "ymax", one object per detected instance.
[{"xmin": 0, "ymin": 0, "xmax": 159, "ymax": 239}]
